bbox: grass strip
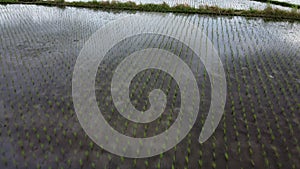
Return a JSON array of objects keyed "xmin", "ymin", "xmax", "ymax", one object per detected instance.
[{"xmin": 0, "ymin": 0, "xmax": 299, "ymax": 21}]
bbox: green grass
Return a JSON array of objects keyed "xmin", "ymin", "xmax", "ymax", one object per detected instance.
[
  {"xmin": 0, "ymin": 0, "xmax": 299, "ymax": 21},
  {"xmin": 0, "ymin": 0, "xmax": 19, "ymax": 2}
]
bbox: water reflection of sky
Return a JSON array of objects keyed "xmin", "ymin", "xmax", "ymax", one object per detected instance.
[
  {"xmin": 1, "ymin": 4, "xmax": 299, "ymax": 56},
  {"xmin": 0, "ymin": 5, "xmax": 125, "ymax": 28}
]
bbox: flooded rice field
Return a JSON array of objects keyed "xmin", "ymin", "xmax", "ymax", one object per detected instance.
[
  {"xmin": 276, "ymin": 0, "xmax": 300, "ymax": 5},
  {"xmin": 64, "ymin": 0, "xmax": 292, "ymax": 10},
  {"xmin": 0, "ymin": 4, "xmax": 300, "ymax": 169}
]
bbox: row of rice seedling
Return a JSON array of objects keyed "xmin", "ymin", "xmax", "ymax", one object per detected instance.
[
  {"xmin": 246, "ymin": 18, "xmax": 299, "ymax": 168},
  {"xmin": 215, "ymin": 17, "xmax": 231, "ymax": 169},
  {"xmin": 231, "ymin": 17, "xmax": 269, "ymax": 167},
  {"xmin": 209, "ymin": 20, "xmax": 222, "ymax": 169},
  {"xmin": 252, "ymin": 20, "xmax": 296, "ymax": 141},
  {"xmin": 222, "ymin": 17, "xmax": 246, "ymax": 168},
  {"xmin": 262, "ymin": 22, "xmax": 299, "ymax": 155},
  {"xmin": 237, "ymin": 20, "xmax": 278, "ymax": 166},
  {"xmin": 239, "ymin": 18, "xmax": 278, "ymax": 168}
]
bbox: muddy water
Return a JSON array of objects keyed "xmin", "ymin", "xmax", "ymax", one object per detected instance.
[{"xmin": 0, "ymin": 4, "xmax": 300, "ymax": 169}]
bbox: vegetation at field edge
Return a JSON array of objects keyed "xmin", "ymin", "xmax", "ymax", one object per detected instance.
[{"xmin": 0, "ymin": 0, "xmax": 300, "ymax": 21}]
